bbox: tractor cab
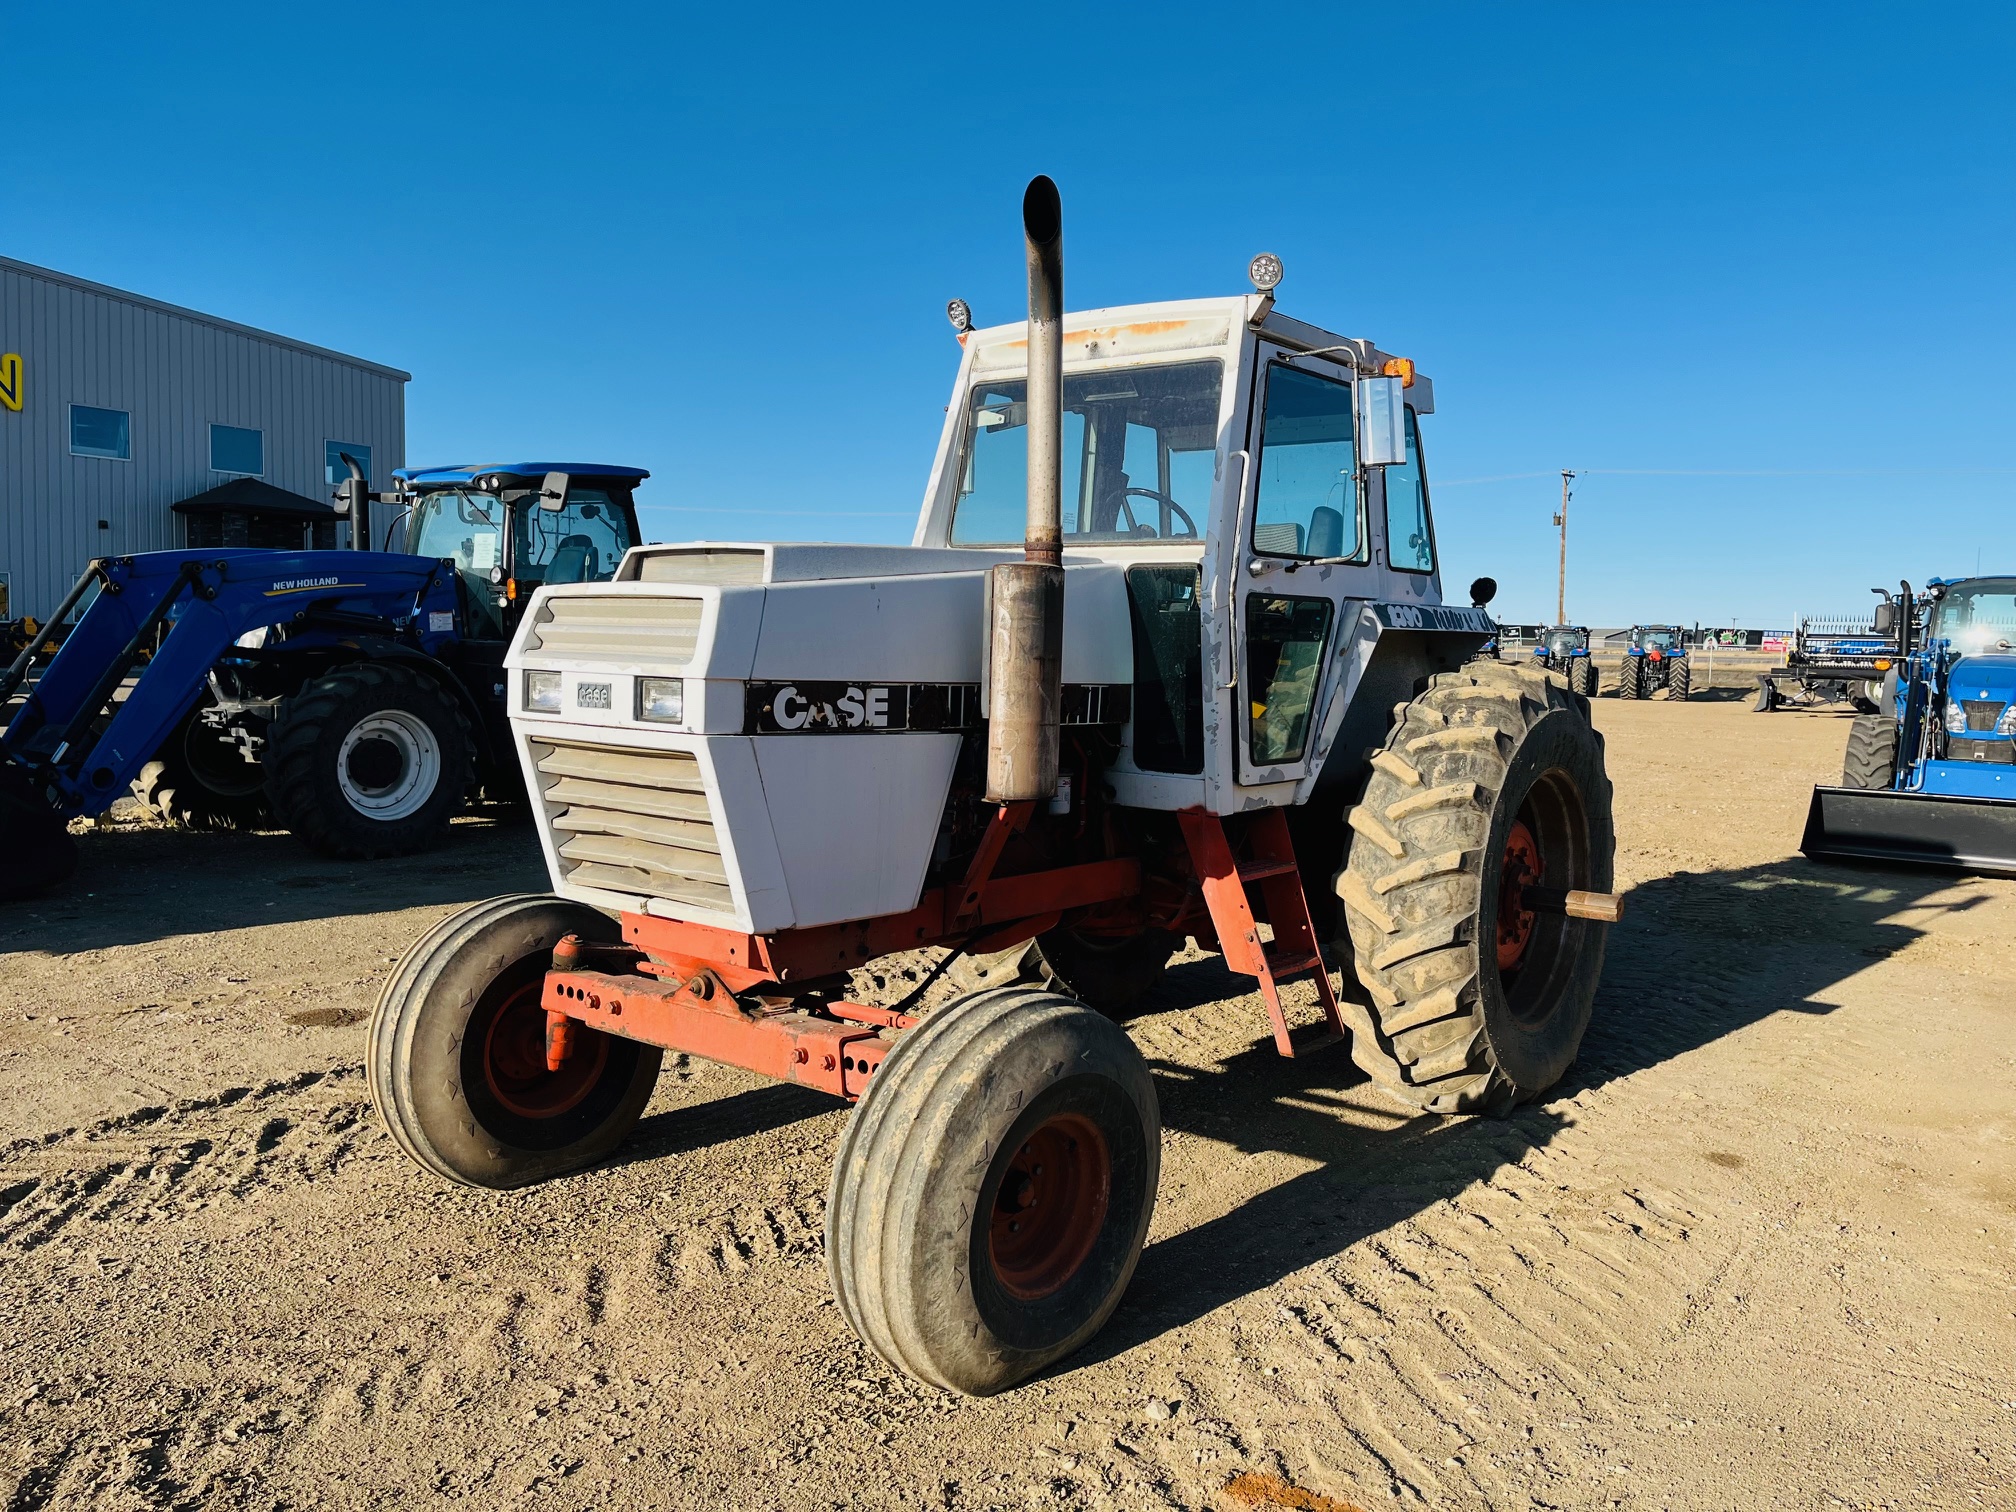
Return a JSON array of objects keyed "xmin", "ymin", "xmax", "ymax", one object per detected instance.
[
  {"xmin": 395, "ymin": 463, "xmax": 649, "ymax": 640},
  {"xmin": 1925, "ymin": 577, "xmax": 2016, "ymax": 759}
]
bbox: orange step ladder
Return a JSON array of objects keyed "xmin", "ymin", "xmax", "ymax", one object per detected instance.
[{"xmin": 1177, "ymin": 807, "xmax": 1347, "ymax": 1058}]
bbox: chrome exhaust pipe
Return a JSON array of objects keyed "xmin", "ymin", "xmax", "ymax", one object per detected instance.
[{"xmin": 985, "ymin": 176, "xmax": 1066, "ymax": 803}]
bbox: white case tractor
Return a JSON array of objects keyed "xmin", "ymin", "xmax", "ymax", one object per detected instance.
[{"xmin": 369, "ymin": 179, "xmax": 1623, "ymax": 1395}]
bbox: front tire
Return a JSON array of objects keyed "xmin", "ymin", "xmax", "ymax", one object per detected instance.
[
  {"xmin": 1333, "ymin": 660, "xmax": 1615, "ymax": 1114},
  {"xmin": 265, "ymin": 663, "xmax": 474, "ymax": 858},
  {"xmin": 950, "ymin": 926, "xmax": 1180, "ymax": 1019},
  {"xmin": 1840, "ymin": 714, "xmax": 1898, "ymax": 790},
  {"xmin": 826, "ymin": 985, "xmax": 1159, "ymax": 1395},
  {"xmin": 367, "ymin": 894, "xmax": 662, "ymax": 1188},
  {"xmin": 132, "ymin": 701, "xmax": 270, "ymax": 830}
]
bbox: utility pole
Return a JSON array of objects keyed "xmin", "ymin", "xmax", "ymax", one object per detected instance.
[{"xmin": 1554, "ymin": 470, "xmax": 1574, "ymax": 624}]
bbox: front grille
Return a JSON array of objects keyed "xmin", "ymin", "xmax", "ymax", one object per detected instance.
[
  {"xmin": 525, "ymin": 596, "xmax": 703, "ymax": 668},
  {"xmin": 1947, "ymin": 736, "xmax": 2016, "ymax": 764},
  {"xmin": 1962, "ymin": 700, "xmax": 2003, "ymax": 732},
  {"xmin": 530, "ymin": 740, "xmax": 731, "ymax": 912}
]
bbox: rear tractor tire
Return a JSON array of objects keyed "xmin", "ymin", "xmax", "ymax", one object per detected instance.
[
  {"xmin": 1669, "ymin": 658, "xmax": 1691, "ymax": 701},
  {"xmin": 827, "ymin": 984, "xmax": 1160, "ymax": 1395},
  {"xmin": 1618, "ymin": 657, "xmax": 1642, "ymax": 700},
  {"xmin": 1840, "ymin": 714, "xmax": 1898, "ymax": 790},
  {"xmin": 132, "ymin": 701, "xmax": 270, "ymax": 831},
  {"xmin": 1333, "ymin": 659, "xmax": 1615, "ymax": 1115},
  {"xmin": 264, "ymin": 662, "xmax": 474, "ymax": 859},
  {"xmin": 1572, "ymin": 657, "xmax": 1598, "ymax": 698},
  {"xmin": 368, "ymin": 894, "xmax": 662, "ymax": 1189}
]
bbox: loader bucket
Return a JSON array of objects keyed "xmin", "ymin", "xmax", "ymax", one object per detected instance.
[
  {"xmin": 0, "ymin": 758, "xmax": 77, "ymax": 902},
  {"xmin": 1801, "ymin": 784, "xmax": 2016, "ymax": 876}
]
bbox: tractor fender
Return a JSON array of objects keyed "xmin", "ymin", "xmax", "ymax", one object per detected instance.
[{"xmin": 1307, "ymin": 602, "xmax": 1497, "ymax": 801}]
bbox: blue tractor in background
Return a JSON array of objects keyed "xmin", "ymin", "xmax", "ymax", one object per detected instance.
[
  {"xmin": 1532, "ymin": 624, "xmax": 1599, "ymax": 696},
  {"xmin": 0, "ymin": 462, "xmax": 647, "ymax": 898},
  {"xmin": 1617, "ymin": 624, "xmax": 1690, "ymax": 700},
  {"xmin": 1803, "ymin": 576, "xmax": 2016, "ymax": 872}
]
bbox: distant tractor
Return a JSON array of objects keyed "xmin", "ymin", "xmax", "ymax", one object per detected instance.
[
  {"xmin": 1531, "ymin": 625, "xmax": 1598, "ymax": 696},
  {"xmin": 367, "ymin": 181, "xmax": 1624, "ymax": 1397},
  {"xmin": 1617, "ymin": 625, "xmax": 1689, "ymax": 700},
  {"xmin": 1805, "ymin": 576, "xmax": 2016, "ymax": 871},
  {"xmin": 0, "ymin": 462, "xmax": 647, "ymax": 892}
]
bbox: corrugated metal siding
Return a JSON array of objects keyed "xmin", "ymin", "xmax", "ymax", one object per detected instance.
[{"xmin": 0, "ymin": 261, "xmax": 406, "ymax": 617}]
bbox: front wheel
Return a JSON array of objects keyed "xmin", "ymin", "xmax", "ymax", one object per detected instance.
[
  {"xmin": 132, "ymin": 700, "xmax": 270, "ymax": 830},
  {"xmin": 950, "ymin": 925, "xmax": 1180, "ymax": 1019},
  {"xmin": 1333, "ymin": 660, "xmax": 1615, "ymax": 1114},
  {"xmin": 1840, "ymin": 714, "xmax": 1898, "ymax": 790},
  {"xmin": 265, "ymin": 662, "xmax": 474, "ymax": 858},
  {"xmin": 368, "ymin": 894, "xmax": 662, "ymax": 1188},
  {"xmin": 827, "ymin": 985, "xmax": 1159, "ymax": 1395}
]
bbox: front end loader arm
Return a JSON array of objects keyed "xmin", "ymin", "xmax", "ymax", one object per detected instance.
[{"xmin": 1, "ymin": 549, "xmax": 454, "ymax": 821}]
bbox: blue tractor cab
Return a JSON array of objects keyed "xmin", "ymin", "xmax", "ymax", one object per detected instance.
[
  {"xmin": 1804, "ymin": 576, "xmax": 2016, "ymax": 872},
  {"xmin": 1617, "ymin": 624, "xmax": 1689, "ymax": 700},
  {"xmin": 0, "ymin": 463, "xmax": 648, "ymax": 897},
  {"xmin": 1532, "ymin": 624, "xmax": 1598, "ymax": 697}
]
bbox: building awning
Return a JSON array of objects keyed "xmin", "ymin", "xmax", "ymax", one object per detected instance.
[{"xmin": 171, "ymin": 477, "xmax": 340, "ymax": 521}]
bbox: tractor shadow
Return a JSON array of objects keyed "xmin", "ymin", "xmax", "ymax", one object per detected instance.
[
  {"xmin": 1, "ymin": 809, "xmax": 545, "ymax": 955},
  {"xmin": 1067, "ymin": 856, "xmax": 1989, "ymax": 1370}
]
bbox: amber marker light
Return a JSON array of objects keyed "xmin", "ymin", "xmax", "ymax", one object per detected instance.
[{"xmin": 1383, "ymin": 357, "xmax": 1417, "ymax": 387}]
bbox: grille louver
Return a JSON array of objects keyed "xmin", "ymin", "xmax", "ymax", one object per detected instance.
[
  {"xmin": 531, "ymin": 740, "xmax": 731, "ymax": 912},
  {"xmin": 526, "ymin": 596, "xmax": 703, "ymax": 668}
]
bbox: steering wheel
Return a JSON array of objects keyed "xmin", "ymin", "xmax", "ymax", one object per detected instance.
[{"xmin": 1117, "ymin": 486, "xmax": 1199, "ymax": 539}]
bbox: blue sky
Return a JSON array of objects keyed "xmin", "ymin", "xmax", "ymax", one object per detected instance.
[{"xmin": 6, "ymin": 2, "xmax": 2012, "ymax": 627}]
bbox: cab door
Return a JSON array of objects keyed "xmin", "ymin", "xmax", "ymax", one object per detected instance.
[{"xmin": 1229, "ymin": 346, "xmax": 1379, "ymax": 793}]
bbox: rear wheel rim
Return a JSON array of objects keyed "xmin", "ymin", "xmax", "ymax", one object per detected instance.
[
  {"xmin": 987, "ymin": 1113, "xmax": 1111, "ymax": 1300},
  {"xmin": 1495, "ymin": 819, "xmax": 1542, "ymax": 972},
  {"xmin": 479, "ymin": 981, "xmax": 608, "ymax": 1120},
  {"xmin": 336, "ymin": 710, "xmax": 441, "ymax": 819}
]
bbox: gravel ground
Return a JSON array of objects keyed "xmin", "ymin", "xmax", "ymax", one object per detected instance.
[{"xmin": 0, "ymin": 696, "xmax": 2010, "ymax": 1511}]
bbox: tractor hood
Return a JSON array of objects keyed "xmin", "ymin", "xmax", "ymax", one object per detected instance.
[{"xmin": 1947, "ymin": 653, "xmax": 2016, "ymax": 700}]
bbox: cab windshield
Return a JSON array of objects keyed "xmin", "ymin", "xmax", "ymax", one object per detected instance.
[
  {"xmin": 949, "ymin": 360, "xmax": 1222, "ymax": 545},
  {"xmin": 1637, "ymin": 628, "xmax": 1680, "ymax": 651},
  {"xmin": 1932, "ymin": 579, "xmax": 2016, "ymax": 653},
  {"xmin": 1545, "ymin": 630, "xmax": 1582, "ymax": 657}
]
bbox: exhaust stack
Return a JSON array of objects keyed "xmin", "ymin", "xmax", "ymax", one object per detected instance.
[{"xmin": 985, "ymin": 176, "xmax": 1067, "ymax": 803}]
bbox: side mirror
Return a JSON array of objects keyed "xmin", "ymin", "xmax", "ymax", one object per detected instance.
[
  {"xmin": 539, "ymin": 471, "xmax": 570, "ymax": 513},
  {"xmin": 1356, "ymin": 376, "xmax": 1406, "ymax": 467},
  {"xmin": 1468, "ymin": 576, "xmax": 1498, "ymax": 608},
  {"xmin": 1873, "ymin": 601, "xmax": 1897, "ymax": 634}
]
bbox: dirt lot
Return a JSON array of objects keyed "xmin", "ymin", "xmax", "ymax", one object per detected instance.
[{"xmin": 1, "ymin": 696, "xmax": 2010, "ymax": 1511}]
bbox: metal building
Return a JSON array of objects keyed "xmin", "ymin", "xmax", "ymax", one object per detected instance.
[{"xmin": 0, "ymin": 256, "xmax": 407, "ymax": 617}]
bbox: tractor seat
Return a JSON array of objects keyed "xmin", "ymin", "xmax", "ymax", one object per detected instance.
[{"xmin": 545, "ymin": 536, "xmax": 599, "ymax": 585}]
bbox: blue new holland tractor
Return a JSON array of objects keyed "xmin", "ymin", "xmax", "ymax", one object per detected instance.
[
  {"xmin": 1617, "ymin": 624, "xmax": 1689, "ymax": 700},
  {"xmin": 1532, "ymin": 624, "xmax": 1599, "ymax": 696},
  {"xmin": 0, "ymin": 462, "xmax": 646, "ymax": 898},
  {"xmin": 1803, "ymin": 576, "xmax": 2016, "ymax": 872}
]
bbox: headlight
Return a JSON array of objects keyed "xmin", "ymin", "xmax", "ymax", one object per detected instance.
[
  {"xmin": 1945, "ymin": 700, "xmax": 1968, "ymax": 734},
  {"xmin": 637, "ymin": 677, "xmax": 685, "ymax": 723},
  {"xmin": 524, "ymin": 670, "xmax": 562, "ymax": 713},
  {"xmin": 234, "ymin": 625, "xmax": 269, "ymax": 650}
]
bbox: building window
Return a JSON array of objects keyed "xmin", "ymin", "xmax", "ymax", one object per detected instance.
[
  {"xmin": 326, "ymin": 441, "xmax": 371, "ymax": 485},
  {"xmin": 210, "ymin": 424, "xmax": 264, "ymax": 476},
  {"xmin": 70, "ymin": 404, "xmax": 131, "ymax": 460}
]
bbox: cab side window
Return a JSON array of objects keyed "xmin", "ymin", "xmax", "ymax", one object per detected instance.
[
  {"xmin": 1251, "ymin": 364, "xmax": 1360, "ymax": 560},
  {"xmin": 1383, "ymin": 408, "xmax": 1434, "ymax": 573}
]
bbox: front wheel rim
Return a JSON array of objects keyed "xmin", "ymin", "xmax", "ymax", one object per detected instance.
[
  {"xmin": 336, "ymin": 709, "xmax": 441, "ymax": 819},
  {"xmin": 479, "ymin": 981, "xmax": 609, "ymax": 1119},
  {"xmin": 988, "ymin": 1113, "xmax": 1111, "ymax": 1300}
]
